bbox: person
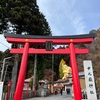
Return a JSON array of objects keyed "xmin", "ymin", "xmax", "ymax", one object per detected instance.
[
  {"xmin": 60, "ymin": 88, "xmax": 63, "ymax": 95},
  {"xmin": 55, "ymin": 89, "xmax": 57, "ymax": 95},
  {"xmin": 66, "ymin": 88, "xmax": 70, "ymax": 95}
]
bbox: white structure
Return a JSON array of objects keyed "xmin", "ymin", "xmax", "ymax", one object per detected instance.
[
  {"xmin": 23, "ymin": 77, "xmax": 32, "ymax": 91},
  {"xmin": 0, "ymin": 82, "xmax": 3, "ymax": 100},
  {"xmin": 83, "ymin": 60, "xmax": 97, "ymax": 100}
]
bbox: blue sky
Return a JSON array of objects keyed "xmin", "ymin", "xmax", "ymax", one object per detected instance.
[
  {"xmin": 0, "ymin": 34, "xmax": 11, "ymax": 51},
  {"xmin": 37, "ymin": 0, "xmax": 100, "ymax": 35},
  {"xmin": 0, "ymin": 0, "xmax": 100, "ymax": 51}
]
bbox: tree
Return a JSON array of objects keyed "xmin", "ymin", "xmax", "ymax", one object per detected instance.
[
  {"xmin": 0, "ymin": 0, "xmax": 51, "ymax": 35},
  {"xmin": 0, "ymin": 0, "xmax": 51, "ymax": 99},
  {"xmin": 0, "ymin": 51, "xmax": 3, "ymax": 60}
]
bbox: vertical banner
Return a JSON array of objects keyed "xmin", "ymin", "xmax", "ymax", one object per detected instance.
[
  {"xmin": 0, "ymin": 82, "xmax": 3, "ymax": 100},
  {"xmin": 83, "ymin": 60, "xmax": 97, "ymax": 100}
]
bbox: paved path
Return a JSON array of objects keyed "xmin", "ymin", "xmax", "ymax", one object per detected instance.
[{"xmin": 24, "ymin": 92, "xmax": 73, "ymax": 100}]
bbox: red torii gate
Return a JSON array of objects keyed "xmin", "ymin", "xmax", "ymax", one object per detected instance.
[{"xmin": 4, "ymin": 33, "xmax": 95, "ymax": 100}]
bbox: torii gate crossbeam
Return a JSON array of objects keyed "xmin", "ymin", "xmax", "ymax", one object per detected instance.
[{"xmin": 4, "ymin": 33, "xmax": 95, "ymax": 100}]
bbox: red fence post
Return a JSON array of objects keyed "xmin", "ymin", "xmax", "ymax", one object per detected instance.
[
  {"xmin": 26, "ymin": 83, "xmax": 29, "ymax": 98},
  {"xmin": 6, "ymin": 81, "xmax": 12, "ymax": 100},
  {"xmin": 14, "ymin": 42, "xmax": 29, "ymax": 100},
  {"xmin": 33, "ymin": 84, "xmax": 37, "ymax": 96},
  {"xmin": 70, "ymin": 42, "xmax": 82, "ymax": 100}
]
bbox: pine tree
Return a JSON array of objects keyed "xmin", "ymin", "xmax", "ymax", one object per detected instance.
[
  {"xmin": 0, "ymin": 0, "xmax": 51, "ymax": 35},
  {"xmin": 0, "ymin": 1, "xmax": 52, "ymax": 98}
]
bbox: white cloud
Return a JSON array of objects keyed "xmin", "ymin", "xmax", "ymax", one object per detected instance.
[
  {"xmin": 68, "ymin": 10, "xmax": 86, "ymax": 34},
  {"xmin": 37, "ymin": 0, "xmax": 86, "ymax": 35},
  {"xmin": 0, "ymin": 34, "xmax": 11, "ymax": 51},
  {"xmin": 86, "ymin": 12, "xmax": 100, "ymax": 18}
]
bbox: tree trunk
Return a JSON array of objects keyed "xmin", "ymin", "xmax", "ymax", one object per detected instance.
[{"xmin": 10, "ymin": 54, "xmax": 19, "ymax": 100}]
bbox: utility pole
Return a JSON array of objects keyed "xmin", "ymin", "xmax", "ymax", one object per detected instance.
[
  {"xmin": 33, "ymin": 54, "xmax": 37, "ymax": 96},
  {"xmin": 10, "ymin": 54, "xmax": 19, "ymax": 100},
  {"xmin": 52, "ymin": 54, "xmax": 54, "ymax": 85},
  {"xmin": 0, "ymin": 56, "xmax": 12, "ymax": 81},
  {"xmin": 51, "ymin": 54, "xmax": 54, "ymax": 94},
  {"xmin": 3, "ymin": 65, "xmax": 8, "ymax": 82}
]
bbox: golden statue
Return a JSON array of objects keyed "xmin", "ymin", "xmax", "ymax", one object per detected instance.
[{"xmin": 59, "ymin": 59, "xmax": 72, "ymax": 79}]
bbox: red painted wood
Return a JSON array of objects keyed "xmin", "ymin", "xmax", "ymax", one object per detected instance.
[
  {"xmin": 70, "ymin": 43, "xmax": 82, "ymax": 100},
  {"xmin": 4, "ymin": 35, "xmax": 94, "ymax": 100},
  {"xmin": 10, "ymin": 48, "xmax": 88, "ymax": 54},
  {"xmin": 14, "ymin": 42, "xmax": 29, "ymax": 100},
  {"xmin": 6, "ymin": 37, "xmax": 93, "ymax": 44}
]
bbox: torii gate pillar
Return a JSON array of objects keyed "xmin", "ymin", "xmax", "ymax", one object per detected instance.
[
  {"xmin": 14, "ymin": 42, "xmax": 29, "ymax": 100},
  {"xmin": 70, "ymin": 43, "xmax": 82, "ymax": 100}
]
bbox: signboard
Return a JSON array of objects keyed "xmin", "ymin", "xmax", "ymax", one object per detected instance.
[
  {"xmin": 0, "ymin": 82, "xmax": 3, "ymax": 100},
  {"xmin": 83, "ymin": 60, "xmax": 97, "ymax": 100}
]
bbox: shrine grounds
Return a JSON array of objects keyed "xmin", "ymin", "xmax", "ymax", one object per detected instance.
[{"xmin": 24, "ymin": 92, "xmax": 73, "ymax": 100}]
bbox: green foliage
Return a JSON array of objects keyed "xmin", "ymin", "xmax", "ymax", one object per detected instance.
[
  {"xmin": 0, "ymin": 0, "xmax": 53, "ymax": 83},
  {"xmin": 97, "ymin": 34, "xmax": 100, "ymax": 39},
  {"xmin": 96, "ymin": 79, "xmax": 100, "ymax": 89},
  {"xmin": 26, "ymin": 51, "xmax": 70, "ymax": 81},
  {"xmin": 36, "ymin": 55, "xmax": 44, "ymax": 79},
  {"xmin": 26, "ymin": 57, "xmax": 34, "ymax": 78},
  {"xmin": 0, "ymin": 0, "xmax": 52, "ymax": 81},
  {"xmin": 29, "ymin": 76, "xmax": 39, "ymax": 90},
  {"xmin": 3, "ymin": 85, "xmax": 8, "ymax": 93},
  {"xmin": 0, "ymin": 0, "xmax": 51, "ymax": 35},
  {"xmin": 29, "ymin": 78, "xmax": 33, "ymax": 90},
  {"xmin": 0, "ymin": 51, "xmax": 3, "ymax": 60},
  {"xmin": 1, "ymin": 49, "xmax": 11, "ymax": 59},
  {"xmin": 0, "ymin": 49, "xmax": 13, "ymax": 61}
]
